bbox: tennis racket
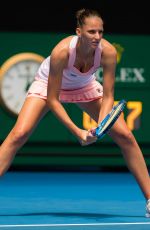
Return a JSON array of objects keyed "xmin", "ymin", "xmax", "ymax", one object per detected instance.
[{"xmin": 94, "ymin": 99, "xmax": 126, "ymax": 139}]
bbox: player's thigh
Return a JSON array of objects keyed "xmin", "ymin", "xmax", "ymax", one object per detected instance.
[
  {"xmin": 108, "ymin": 113, "xmax": 133, "ymax": 144},
  {"xmin": 14, "ymin": 97, "xmax": 49, "ymax": 133},
  {"xmin": 76, "ymin": 98, "xmax": 102, "ymax": 122}
]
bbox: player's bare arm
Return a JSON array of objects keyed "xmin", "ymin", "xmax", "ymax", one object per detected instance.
[
  {"xmin": 47, "ymin": 42, "xmax": 97, "ymax": 145},
  {"xmin": 98, "ymin": 39, "xmax": 117, "ymax": 123}
]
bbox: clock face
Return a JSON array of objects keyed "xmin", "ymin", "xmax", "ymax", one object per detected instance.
[{"xmin": 0, "ymin": 53, "xmax": 44, "ymax": 116}]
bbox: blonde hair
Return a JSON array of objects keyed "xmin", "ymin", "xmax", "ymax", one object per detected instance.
[{"xmin": 76, "ymin": 8, "xmax": 103, "ymax": 27}]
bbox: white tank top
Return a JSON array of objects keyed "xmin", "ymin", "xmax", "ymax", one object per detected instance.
[{"xmin": 36, "ymin": 36, "xmax": 102, "ymax": 90}]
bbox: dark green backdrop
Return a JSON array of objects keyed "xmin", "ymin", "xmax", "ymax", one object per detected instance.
[{"xmin": 0, "ymin": 32, "xmax": 150, "ymax": 168}]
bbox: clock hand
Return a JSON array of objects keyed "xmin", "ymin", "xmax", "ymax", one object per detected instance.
[
  {"xmin": 25, "ymin": 80, "xmax": 32, "ymax": 92},
  {"xmin": 24, "ymin": 66, "xmax": 34, "ymax": 92}
]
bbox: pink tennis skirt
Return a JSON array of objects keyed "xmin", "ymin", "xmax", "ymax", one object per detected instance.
[{"xmin": 27, "ymin": 79, "xmax": 103, "ymax": 103}]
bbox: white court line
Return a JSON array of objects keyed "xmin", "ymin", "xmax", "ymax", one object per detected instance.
[{"xmin": 0, "ymin": 222, "xmax": 150, "ymax": 228}]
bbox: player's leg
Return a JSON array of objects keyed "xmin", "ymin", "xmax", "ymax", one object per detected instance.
[
  {"xmin": 109, "ymin": 114, "xmax": 150, "ymax": 199},
  {"xmin": 77, "ymin": 99, "xmax": 150, "ymax": 200},
  {"xmin": 0, "ymin": 97, "xmax": 49, "ymax": 175},
  {"xmin": 109, "ymin": 114, "xmax": 150, "ymax": 217}
]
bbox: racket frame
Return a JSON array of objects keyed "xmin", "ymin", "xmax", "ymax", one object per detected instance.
[{"xmin": 95, "ymin": 99, "xmax": 126, "ymax": 139}]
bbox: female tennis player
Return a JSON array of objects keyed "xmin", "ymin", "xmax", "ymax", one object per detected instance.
[{"xmin": 0, "ymin": 8, "xmax": 150, "ymax": 216}]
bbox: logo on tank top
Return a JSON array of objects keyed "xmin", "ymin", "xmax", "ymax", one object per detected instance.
[
  {"xmin": 70, "ymin": 73, "xmax": 77, "ymax": 77},
  {"xmin": 96, "ymin": 88, "xmax": 102, "ymax": 93}
]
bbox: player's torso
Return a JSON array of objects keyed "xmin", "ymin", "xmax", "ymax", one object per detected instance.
[
  {"xmin": 62, "ymin": 36, "xmax": 102, "ymax": 89},
  {"xmin": 36, "ymin": 36, "xmax": 102, "ymax": 89}
]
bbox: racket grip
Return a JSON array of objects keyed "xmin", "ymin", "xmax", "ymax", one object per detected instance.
[{"xmin": 90, "ymin": 128, "xmax": 99, "ymax": 136}]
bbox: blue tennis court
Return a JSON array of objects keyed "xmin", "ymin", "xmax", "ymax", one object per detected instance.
[{"xmin": 0, "ymin": 171, "xmax": 150, "ymax": 230}]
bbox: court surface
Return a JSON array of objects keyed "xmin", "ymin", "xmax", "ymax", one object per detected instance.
[{"xmin": 0, "ymin": 171, "xmax": 150, "ymax": 230}]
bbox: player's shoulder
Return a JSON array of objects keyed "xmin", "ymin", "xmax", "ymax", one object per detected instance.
[
  {"xmin": 100, "ymin": 38, "xmax": 117, "ymax": 56},
  {"xmin": 51, "ymin": 35, "xmax": 74, "ymax": 57}
]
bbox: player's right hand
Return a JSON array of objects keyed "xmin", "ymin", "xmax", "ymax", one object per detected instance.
[{"xmin": 78, "ymin": 130, "xmax": 97, "ymax": 146}]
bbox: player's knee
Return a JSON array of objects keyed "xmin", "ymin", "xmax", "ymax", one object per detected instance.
[
  {"xmin": 11, "ymin": 128, "xmax": 30, "ymax": 144},
  {"xmin": 123, "ymin": 130, "xmax": 134, "ymax": 143},
  {"xmin": 118, "ymin": 130, "xmax": 135, "ymax": 145}
]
